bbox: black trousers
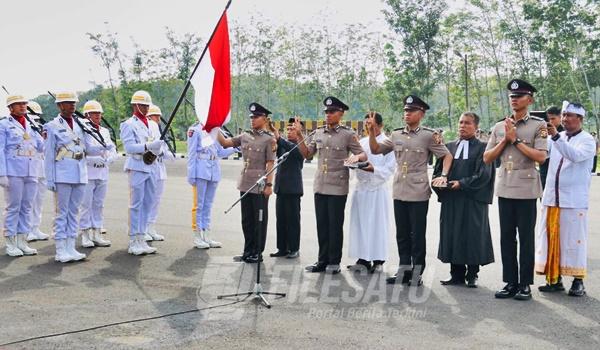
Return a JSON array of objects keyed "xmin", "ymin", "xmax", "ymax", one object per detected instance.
[
  {"xmin": 498, "ymin": 197, "xmax": 537, "ymax": 285},
  {"xmin": 450, "ymin": 264, "xmax": 480, "ymax": 280},
  {"xmin": 593, "ymin": 155, "xmax": 597, "ymax": 173},
  {"xmin": 314, "ymin": 193, "xmax": 347, "ymax": 265},
  {"xmin": 394, "ymin": 200, "xmax": 429, "ymax": 275},
  {"xmin": 240, "ymin": 192, "xmax": 269, "ymax": 256},
  {"xmin": 275, "ymin": 194, "xmax": 301, "ymax": 253}
]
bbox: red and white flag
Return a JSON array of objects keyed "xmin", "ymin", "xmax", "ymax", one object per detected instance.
[{"xmin": 190, "ymin": 12, "xmax": 231, "ymax": 134}]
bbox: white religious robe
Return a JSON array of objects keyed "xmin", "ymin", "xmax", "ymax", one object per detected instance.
[
  {"xmin": 535, "ymin": 130, "xmax": 596, "ymax": 277},
  {"xmin": 348, "ymin": 134, "xmax": 396, "ymax": 261}
]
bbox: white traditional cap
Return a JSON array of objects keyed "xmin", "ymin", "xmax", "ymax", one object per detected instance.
[
  {"xmin": 561, "ymin": 100, "xmax": 586, "ymax": 117},
  {"xmin": 55, "ymin": 91, "xmax": 79, "ymax": 103},
  {"xmin": 147, "ymin": 104, "xmax": 162, "ymax": 116}
]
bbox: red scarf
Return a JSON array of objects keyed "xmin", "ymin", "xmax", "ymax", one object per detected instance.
[
  {"xmin": 61, "ymin": 115, "xmax": 74, "ymax": 129},
  {"xmin": 11, "ymin": 114, "xmax": 26, "ymax": 129},
  {"xmin": 134, "ymin": 111, "xmax": 149, "ymax": 128}
]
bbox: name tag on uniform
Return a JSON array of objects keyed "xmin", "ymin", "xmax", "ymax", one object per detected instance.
[{"xmin": 58, "ymin": 129, "xmax": 67, "ymax": 133}]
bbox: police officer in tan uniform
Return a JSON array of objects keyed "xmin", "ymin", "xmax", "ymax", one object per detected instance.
[
  {"xmin": 217, "ymin": 103, "xmax": 276, "ymax": 263},
  {"xmin": 294, "ymin": 96, "xmax": 366, "ymax": 274},
  {"xmin": 483, "ymin": 79, "xmax": 548, "ymax": 300},
  {"xmin": 369, "ymin": 95, "xmax": 452, "ymax": 286}
]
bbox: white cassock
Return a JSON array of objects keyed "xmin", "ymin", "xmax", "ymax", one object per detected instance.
[
  {"xmin": 348, "ymin": 134, "xmax": 396, "ymax": 261},
  {"xmin": 535, "ymin": 130, "xmax": 596, "ymax": 278}
]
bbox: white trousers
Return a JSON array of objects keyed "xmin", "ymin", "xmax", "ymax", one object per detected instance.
[
  {"xmin": 128, "ymin": 171, "xmax": 156, "ymax": 237},
  {"xmin": 192, "ymin": 179, "xmax": 219, "ymax": 231},
  {"xmin": 79, "ymin": 179, "xmax": 108, "ymax": 230},
  {"xmin": 31, "ymin": 176, "xmax": 46, "ymax": 230},
  {"xmin": 53, "ymin": 183, "xmax": 85, "ymax": 240},
  {"xmin": 147, "ymin": 179, "xmax": 165, "ymax": 225},
  {"xmin": 2, "ymin": 176, "xmax": 38, "ymax": 236}
]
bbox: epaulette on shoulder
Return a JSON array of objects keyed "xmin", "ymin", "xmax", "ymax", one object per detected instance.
[
  {"xmin": 393, "ymin": 126, "xmax": 405, "ymax": 131},
  {"xmin": 338, "ymin": 124, "xmax": 351, "ymax": 130},
  {"xmin": 530, "ymin": 116, "xmax": 544, "ymax": 122},
  {"xmin": 264, "ymin": 130, "xmax": 274, "ymax": 136},
  {"xmin": 317, "ymin": 125, "xmax": 326, "ymax": 130},
  {"xmin": 422, "ymin": 127, "xmax": 436, "ymax": 133}
]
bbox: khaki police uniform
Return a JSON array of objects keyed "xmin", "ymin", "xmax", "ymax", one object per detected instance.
[
  {"xmin": 231, "ymin": 129, "xmax": 276, "ymax": 259},
  {"xmin": 486, "ymin": 114, "xmax": 547, "ymax": 285},
  {"xmin": 305, "ymin": 124, "xmax": 364, "ymax": 268},
  {"xmin": 377, "ymin": 126, "xmax": 450, "ymax": 277}
]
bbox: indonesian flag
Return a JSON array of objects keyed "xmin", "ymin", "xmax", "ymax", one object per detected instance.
[{"xmin": 190, "ymin": 12, "xmax": 231, "ymax": 134}]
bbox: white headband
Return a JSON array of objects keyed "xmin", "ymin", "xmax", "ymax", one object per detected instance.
[{"xmin": 561, "ymin": 100, "xmax": 586, "ymax": 117}]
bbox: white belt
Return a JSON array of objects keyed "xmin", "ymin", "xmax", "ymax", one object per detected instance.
[
  {"xmin": 198, "ymin": 154, "xmax": 217, "ymax": 160},
  {"xmin": 12, "ymin": 149, "xmax": 37, "ymax": 157},
  {"xmin": 56, "ymin": 147, "xmax": 84, "ymax": 160},
  {"xmin": 128, "ymin": 154, "xmax": 143, "ymax": 160}
]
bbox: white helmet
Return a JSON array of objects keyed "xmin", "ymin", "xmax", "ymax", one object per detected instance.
[
  {"xmin": 6, "ymin": 94, "xmax": 28, "ymax": 107},
  {"xmin": 130, "ymin": 90, "xmax": 152, "ymax": 106},
  {"xmin": 83, "ymin": 100, "xmax": 104, "ymax": 114},
  {"xmin": 147, "ymin": 104, "xmax": 162, "ymax": 116},
  {"xmin": 28, "ymin": 101, "xmax": 43, "ymax": 115},
  {"xmin": 55, "ymin": 91, "xmax": 79, "ymax": 103}
]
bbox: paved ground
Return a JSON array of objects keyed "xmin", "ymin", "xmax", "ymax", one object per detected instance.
[{"xmin": 1, "ymin": 158, "xmax": 599, "ymax": 349}]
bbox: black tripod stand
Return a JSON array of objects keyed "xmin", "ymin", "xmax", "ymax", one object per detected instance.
[{"xmin": 217, "ymin": 130, "xmax": 315, "ymax": 308}]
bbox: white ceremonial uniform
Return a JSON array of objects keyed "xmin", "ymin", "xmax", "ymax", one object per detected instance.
[
  {"xmin": 44, "ymin": 115, "xmax": 99, "ymax": 240},
  {"xmin": 147, "ymin": 122, "xmax": 175, "ymax": 229},
  {"xmin": 535, "ymin": 130, "xmax": 596, "ymax": 277},
  {"xmin": 187, "ymin": 124, "xmax": 237, "ymax": 231},
  {"xmin": 348, "ymin": 134, "xmax": 396, "ymax": 261},
  {"xmin": 120, "ymin": 115, "xmax": 160, "ymax": 238},
  {"xmin": 0, "ymin": 115, "xmax": 45, "ymax": 237},
  {"xmin": 79, "ymin": 125, "xmax": 117, "ymax": 230}
]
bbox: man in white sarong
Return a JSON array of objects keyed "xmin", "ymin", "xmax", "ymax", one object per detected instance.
[
  {"xmin": 535, "ymin": 101, "xmax": 596, "ymax": 297},
  {"xmin": 348, "ymin": 112, "xmax": 395, "ymax": 273}
]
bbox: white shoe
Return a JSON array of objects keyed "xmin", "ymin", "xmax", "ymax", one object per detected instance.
[
  {"xmin": 26, "ymin": 228, "xmax": 49, "ymax": 242},
  {"xmin": 16, "ymin": 234, "xmax": 37, "ymax": 255},
  {"xmin": 81, "ymin": 229, "xmax": 95, "ymax": 248},
  {"xmin": 138, "ymin": 235, "xmax": 157, "ymax": 254},
  {"xmin": 143, "ymin": 232, "xmax": 154, "ymax": 242},
  {"xmin": 193, "ymin": 231, "xmax": 209, "ymax": 249},
  {"xmin": 5, "ymin": 236, "xmax": 24, "ymax": 257},
  {"xmin": 147, "ymin": 224, "xmax": 165, "ymax": 241},
  {"xmin": 54, "ymin": 240, "xmax": 73, "ymax": 263},
  {"xmin": 202, "ymin": 230, "xmax": 222, "ymax": 248},
  {"xmin": 91, "ymin": 228, "xmax": 111, "ymax": 247},
  {"xmin": 128, "ymin": 237, "xmax": 146, "ymax": 256},
  {"xmin": 66, "ymin": 237, "xmax": 86, "ymax": 261}
]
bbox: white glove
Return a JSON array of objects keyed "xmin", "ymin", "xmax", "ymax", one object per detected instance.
[
  {"xmin": 0, "ymin": 176, "xmax": 8, "ymax": 188},
  {"xmin": 146, "ymin": 140, "xmax": 164, "ymax": 152}
]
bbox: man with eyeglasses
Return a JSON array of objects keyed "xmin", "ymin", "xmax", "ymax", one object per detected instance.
[
  {"xmin": 535, "ymin": 102, "xmax": 596, "ymax": 297},
  {"xmin": 293, "ymin": 96, "xmax": 366, "ymax": 275},
  {"xmin": 484, "ymin": 79, "xmax": 548, "ymax": 300}
]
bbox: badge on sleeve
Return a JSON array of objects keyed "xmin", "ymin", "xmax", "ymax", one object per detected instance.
[
  {"xmin": 433, "ymin": 133, "xmax": 442, "ymax": 145},
  {"xmin": 188, "ymin": 129, "xmax": 194, "ymax": 138},
  {"xmin": 540, "ymin": 127, "xmax": 548, "ymax": 138}
]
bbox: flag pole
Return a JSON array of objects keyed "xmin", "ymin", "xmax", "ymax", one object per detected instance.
[{"xmin": 160, "ymin": 0, "xmax": 232, "ymax": 140}]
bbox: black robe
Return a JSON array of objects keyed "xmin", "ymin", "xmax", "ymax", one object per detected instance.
[{"xmin": 433, "ymin": 137, "xmax": 495, "ymax": 265}]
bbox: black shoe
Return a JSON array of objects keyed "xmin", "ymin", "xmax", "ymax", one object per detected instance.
[
  {"xmin": 495, "ymin": 283, "xmax": 518, "ymax": 299},
  {"xmin": 347, "ymin": 259, "xmax": 372, "ymax": 272},
  {"xmin": 286, "ymin": 251, "xmax": 299, "ymax": 259},
  {"xmin": 538, "ymin": 282, "xmax": 565, "ymax": 293},
  {"xmin": 568, "ymin": 279, "xmax": 586, "ymax": 297},
  {"xmin": 305, "ymin": 262, "xmax": 327, "ymax": 273},
  {"xmin": 232, "ymin": 254, "xmax": 247, "ymax": 262},
  {"xmin": 466, "ymin": 277, "xmax": 478, "ymax": 288},
  {"xmin": 514, "ymin": 284, "xmax": 532, "ymax": 300},
  {"xmin": 386, "ymin": 275, "xmax": 398, "ymax": 284},
  {"xmin": 440, "ymin": 277, "xmax": 465, "ymax": 286},
  {"xmin": 386, "ymin": 271, "xmax": 412, "ymax": 285},
  {"xmin": 243, "ymin": 254, "xmax": 262, "ymax": 263},
  {"xmin": 401, "ymin": 272, "xmax": 413, "ymax": 285},
  {"xmin": 270, "ymin": 250, "xmax": 289, "ymax": 258}
]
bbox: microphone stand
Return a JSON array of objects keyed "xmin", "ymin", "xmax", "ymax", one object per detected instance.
[{"xmin": 218, "ymin": 129, "xmax": 316, "ymax": 309}]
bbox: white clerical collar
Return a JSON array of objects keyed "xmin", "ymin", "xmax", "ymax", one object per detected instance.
[{"xmin": 454, "ymin": 139, "xmax": 469, "ymax": 160}]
